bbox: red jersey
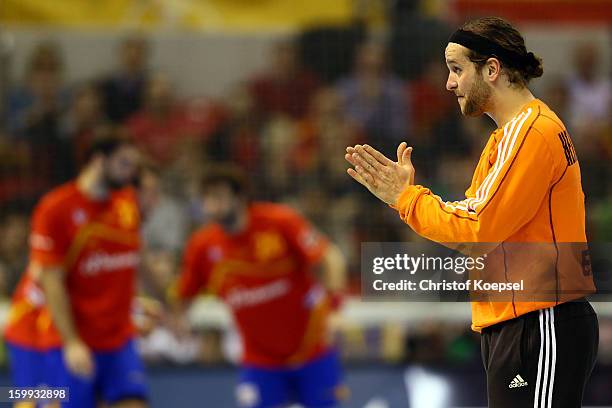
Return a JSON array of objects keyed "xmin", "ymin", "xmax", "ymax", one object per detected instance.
[
  {"xmin": 4, "ymin": 271, "xmax": 46, "ymax": 350},
  {"xmin": 177, "ymin": 203, "xmax": 330, "ymax": 367},
  {"xmin": 5, "ymin": 182, "xmax": 141, "ymax": 351}
]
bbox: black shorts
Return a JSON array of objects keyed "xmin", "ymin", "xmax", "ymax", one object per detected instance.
[{"xmin": 481, "ymin": 299, "xmax": 598, "ymax": 408}]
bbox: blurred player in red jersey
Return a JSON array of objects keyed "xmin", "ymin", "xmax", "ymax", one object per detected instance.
[
  {"xmin": 4, "ymin": 270, "xmax": 52, "ymax": 408},
  {"xmin": 4, "ymin": 135, "xmax": 148, "ymax": 408},
  {"xmin": 173, "ymin": 165, "xmax": 348, "ymax": 408}
]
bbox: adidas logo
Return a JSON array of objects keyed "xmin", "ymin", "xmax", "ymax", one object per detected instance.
[{"xmin": 508, "ymin": 374, "xmax": 528, "ymax": 388}]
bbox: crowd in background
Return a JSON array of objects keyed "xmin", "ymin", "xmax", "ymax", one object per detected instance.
[{"xmin": 0, "ymin": 14, "xmax": 610, "ymax": 367}]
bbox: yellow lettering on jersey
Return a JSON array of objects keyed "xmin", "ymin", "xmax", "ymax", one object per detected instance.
[
  {"xmin": 253, "ymin": 232, "xmax": 286, "ymax": 262},
  {"xmin": 115, "ymin": 199, "xmax": 138, "ymax": 230}
]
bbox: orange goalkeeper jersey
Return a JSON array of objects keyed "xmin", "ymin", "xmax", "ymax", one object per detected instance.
[{"xmin": 394, "ymin": 98, "xmax": 596, "ymax": 331}]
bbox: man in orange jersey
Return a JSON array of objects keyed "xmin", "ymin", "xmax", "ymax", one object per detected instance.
[
  {"xmin": 5, "ymin": 135, "xmax": 148, "ymax": 408},
  {"xmin": 345, "ymin": 17, "xmax": 598, "ymax": 408},
  {"xmin": 173, "ymin": 165, "xmax": 347, "ymax": 408}
]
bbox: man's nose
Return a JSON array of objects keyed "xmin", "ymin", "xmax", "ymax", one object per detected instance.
[{"xmin": 446, "ymin": 74, "xmax": 457, "ymax": 92}]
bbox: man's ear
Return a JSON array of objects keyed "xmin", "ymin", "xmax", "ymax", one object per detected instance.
[{"xmin": 485, "ymin": 57, "xmax": 502, "ymax": 82}]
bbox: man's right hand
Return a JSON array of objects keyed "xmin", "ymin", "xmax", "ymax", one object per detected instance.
[
  {"xmin": 345, "ymin": 142, "xmax": 415, "ymax": 206},
  {"xmin": 64, "ymin": 339, "xmax": 94, "ymax": 378}
]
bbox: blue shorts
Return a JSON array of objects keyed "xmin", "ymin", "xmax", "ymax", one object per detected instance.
[
  {"xmin": 6, "ymin": 342, "xmax": 48, "ymax": 387},
  {"xmin": 237, "ymin": 350, "xmax": 345, "ymax": 408},
  {"xmin": 46, "ymin": 339, "xmax": 148, "ymax": 408}
]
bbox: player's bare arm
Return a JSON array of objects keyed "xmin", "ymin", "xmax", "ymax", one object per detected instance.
[
  {"xmin": 38, "ymin": 263, "xmax": 94, "ymax": 378},
  {"xmin": 319, "ymin": 242, "xmax": 347, "ymax": 295},
  {"xmin": 345, "ymin": 142, "xmax": 415, "ymax": 205},
  {"xmin": 165, "ymin": 282, "xmax": 195, "ymax": 338},
  {"xmin": 134, "ymin": 296, "xmax": 164, "ymax": 336}
]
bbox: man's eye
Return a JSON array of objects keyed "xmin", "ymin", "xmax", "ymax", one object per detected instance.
[{"xmin": 453, "ymin": 67, "xmax": 461, "ymax": 74}]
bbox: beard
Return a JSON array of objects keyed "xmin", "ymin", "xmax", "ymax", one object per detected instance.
[
  {"xmin": 462, "ymin": 73, "xmax": 492, "ymax": 116},
  {"xmin": 218, "ymin": 210, "xmax": 240, "ymax": 232},
  {"xmin": 103, "ymin": 174, "xmax": 132, "ymax": 191}
]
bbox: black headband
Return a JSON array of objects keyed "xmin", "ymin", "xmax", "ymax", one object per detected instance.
[{"xmin": 448, "ymin": 29, "xmax": 534, "ymax": 69}]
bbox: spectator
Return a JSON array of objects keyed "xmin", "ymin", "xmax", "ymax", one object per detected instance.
[
  {"xmin": 6, "ymin": 41, "xmax": 75, "ymax": 190},
  {"xmin": 0, "ymin": 131, "xmax": 44, "ymax": 202},
  {"xmin": 408, "ymin": 58, "xmax": 467, "ymax": 181},
  {"xmin": 60, "ymin": 82, "xmax": 110, "ymax": 168},
  {"xmin": 279, "ymin": 89, "xmax": 365, "ymax": 267},
  {"xmin": 566, "ymin": 43, "xmax": 611, "ymax": 144},
  {"xmin": 126, "ymin": 73, "xmax": 222, "ymax": 166},
  {"xmin": 138, "ymin": 163, "xmax": 189, "ymax": 253},
  {"xmin": 258, "ymin": 115, "xmax": 297, "ymax": 199},
  {"xmin": 336, "ymin": 40, "xmax": 409, "ymax": 156},
  {"xmin": 248, "ymin": 39, "xmax": 320, "ymax": 120},
  {"xmin": 290, "ymin": 87, "xmax": 363, "ymax": 194},
  {"xmin": 0, "ymin": 204, "xmax": 30, "ymax": 297},
  {"xmin": 98, "ymin": 34, "xmax": 150, "ymax": 123},
  {"xmin": 136, "ymin": 167, "xmax": 203, "ymax": 365},
  {"xmin": 389, "ymin": 0, "xmax": 452, "ymax": 81},
  {"xmin": 5, "ymin": 40, "xmax": 69, "ymax": 135},
  {"xmin": 206, "ymin": 84, "xmax": 261, "ymax": 173},
  {"xmin": 564, "ymin": 44, "xmax": 611, "ymax": 203},
  {"xmin": 542, "ymin": 76, "xmax": 570, "ymax": 124},
  {"xmin": 409, "ymin": 59, "xmax": 455, "ymax": 138}
]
